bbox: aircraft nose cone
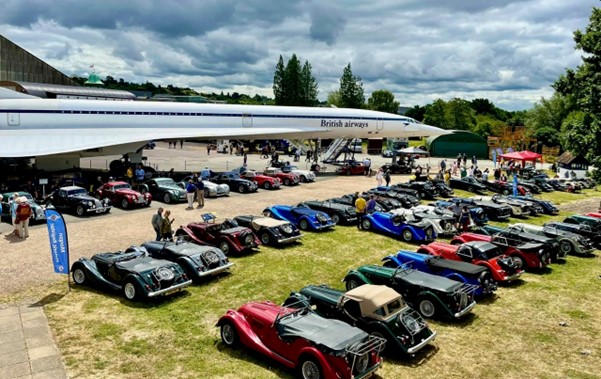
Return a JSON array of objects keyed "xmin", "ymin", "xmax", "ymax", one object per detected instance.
[{"xmin": 405, "ymin": 122, "xmax": 449, "ymax": 137}]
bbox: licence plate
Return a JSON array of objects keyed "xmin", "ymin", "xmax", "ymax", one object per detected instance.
[
  {"xmin": 96, "ymin": 209, "xmax": 103, "ymax": 213},
  {"xmin": 137, "ymin": 199, "xmax": 146, "ymax": 204}
]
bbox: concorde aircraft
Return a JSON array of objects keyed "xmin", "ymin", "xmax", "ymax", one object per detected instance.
[{"xmin": 0, "ymin": 87, "xmax": 446, "ymax": 160}]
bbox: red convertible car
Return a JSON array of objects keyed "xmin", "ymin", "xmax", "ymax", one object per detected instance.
[
  {"xmin": 175, "ymin": 215, "xmax": 260, "ymax": 255},
  {"xmin": 417, "ymin": 241, "xmax": 523, "ymax": 282},
  {"xmin": 263, "ymin": 167, "xmax": 300, "ymax": 186},
  {"xmin": 95, "ymin": 181, "xmax": 152, "ymax": 209},
  {"xmin": 336, "ymin": 162, "xmax": 366, "ymax": 176},
  {"xmin": 217, "ymin": 300, "xmax": 385, "ymax": 379},
  {"xmin": 240, "ymin": 170, "xmax": 282, "ymax": 190}
]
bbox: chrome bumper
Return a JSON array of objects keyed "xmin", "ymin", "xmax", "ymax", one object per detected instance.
[
  {"xmin": 454, "ymin": 301, "xmax": 476, "ymax": 318},
  {"xmin": 277, "ymin": 235, "xmax": 303, "ymax": 244},
  {"xmin": 406, "ymin": 330, "xmax": 437, "ymax": 354},
  {"xmin": 503, "ymin": 271, "xmax": 523, "ymax": 282},
  {"xmin": 197, "ymin": 262, "xmax": 234, "ymax": 277},
  {"xmin": 147, "ymin": 279, "xmax": 192, "ymax": 297},
  {"xmin": 87, "ymin": 206, "xmax": 111, "ymax": 213}
]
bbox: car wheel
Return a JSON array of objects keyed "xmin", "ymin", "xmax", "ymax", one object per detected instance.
[
  {"xmin": 204, "ymin": 189, "xmax": 210, "ymax": 198},
  {"xmin": 424, "ymin": 227, "xmax": 434, "ymax": 239},
  {"xmin": 163, "ymin": 193, "xmax": 171, "ymax": 203},
  {"xmin": 331, "ymin": 213, "xmax": 341, "ymax": 224},
  {"xmin": 345, "ymin": 170, "xmax": 351, "ymax": 176},
  {"xmin": 284, "ymin": 178, "xmax": 291, "ymax": 186},
  {"xmin": 263, "ymin": 181, "xmax": 271, "ymax": 190},
  {"xmin": 263, "ymin": 210, "xmax": 272, "ymax": 217},
  {"xmin": 420, "ymin": 192, "xmax": 426, "ymax": 199},
  {"xmin": 559, "ymin": 240, "xmax": 573, "ymax": 255},
  {"xmin": 123, "ymin": 279, "xmax": 140, "ymax": 301},
  {"xmin": 299, "ymin": 358, "xmax": 322, "ymax": 379},
  {"xmin": 511, "ymin": 255, "xmax": 525, "ymax": 269},
  {"xmin": 345, "ymin": 277, "xmax": 364, "ymax": 290},
  {"xmin": 121, "ymin": 198, "xmax": 129, "ymax": 209},
  {"xmin": 361, "ymin": 218, "xmax": 372, "ymax": 230},
  {"xmin": 402, "ymin": 229, "xmax": 413, "ymax": 242},
  {"xmin": 300, "ymin": 175, "xmax": 307, "ymax": 183},
  {"xmin": 238, "ymin": 184, "xmax": 245, "ymax": 193},
  {"xmin": 219, "ymin": 241, "xmax": 230, "ymax": 255},
  {"xmin": 299, "ymin": 219, "xmax": 309, "ymax": 230},
  {"xmin": 220, "ymin": 321, "xmax": 239, "ymax": 348},
  {"xmin": 502, "ymin": 189, "xmax": 510, "ymax": 195},
  {"xmin": 468, "ymin": 185, "xmax": 474, "ymax": 192},
  {"xmin": 260, "ymin": 231, "xmax": 271, "ymax": 245},
  {"xmin": 419, "ymin": 298, "xmax": 437, "ymax": 318},
  {"xmin": 72, "ymin": 268, "xmax": 86, "ymax": 285},
  {"xmin": 76, "ymin": 205, "xmax": 85, "ymax": 217},
  {"xmin": 382, "ymin": 260, "xmax": 396, "ymax": 268}
]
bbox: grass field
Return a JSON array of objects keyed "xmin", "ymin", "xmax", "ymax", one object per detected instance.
[{"xmin": 19, "ymin": 189, "xmax": 601, "ymax": 378}]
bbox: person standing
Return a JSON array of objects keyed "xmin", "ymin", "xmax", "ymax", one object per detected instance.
[
  {"xmin": 195, "ymin": 176, "xmax": 205, "ymax": 208},
  {"xmin": 180, "ymin": 139, "xmax": 184, "ymax": 149},
  {"xmin": 243, "ymin": 152, "xmax": 248, "ymax": 166},
  {"xmin": 135, "ymin": 164, "xmax": 145, "ymax": 184},
  {"xmin": 16, "ymin": 197, "xmax": 32, "ymax": 238},
  {"xmin": 151, "ymin": 208, "xmax": 164, "ymax": 241},
  {"xmin": 363, "ymin": 158, "xmax": 371, "ymax": 177},
  {"xmin": 10, "ymin": 193, "xmax": 19, "ymax": 236},
  {"xmin": 384, "ymin": 169, "xmax": 391, "ymax": 186},
  {"xmin": 376, "ymin": 168, "xmax": 384, "ymax": 186},
  {"xmin": 366, "ymin": 195, "xmax": 377, "ymax": 214},
  {"xmin": 460, "ymin": 206, "xmax": 471, "ymax": 232},
  {"xmin": 160, "ymin": 210, "xmax": 175, "ymax": 241},
  {"xmin": 440, "ymin": 159, "xmax": 446, "ymax": 172},
  {"xmin": 185, "ymin": 180, "xmax": 196, "ymax": 210},
  {"xmin": 207, "ymin": 144, "xmax": 211, "ymax": 155},
  {"xmin": 355, "ymin": 195, "xmax": 366, "ymax": 230},
  {"xmin": 462, "ymin": 153, "xmax": 467, "ymax": 166},
  {"xmin": 444, "ymin": 170, "xmax": 451, "ymax": 186},
  {"xmin": 126, "ymin": 165, "xmax": 134, "ymax": 184}
]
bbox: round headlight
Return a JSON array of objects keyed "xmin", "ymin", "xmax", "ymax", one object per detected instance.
[{"xmin": 87, "ymin": 201, "xmax": 93, "ymax": 206}]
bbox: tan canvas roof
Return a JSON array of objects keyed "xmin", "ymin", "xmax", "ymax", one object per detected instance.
[
  {"xmin": 251, "ymin": 217, "xmax": 288, "ymax": 228},
  {"xmin": 345, "ymin": 284, "xmax": 402, "ymax": 314}
]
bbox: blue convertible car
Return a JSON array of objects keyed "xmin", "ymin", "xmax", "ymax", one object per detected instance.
[
  {"xmin": 360, "ymin": 211, "xmax": 436, "ymax": 242},
  {"xmin": 262, "ymin": 204, "xmax": 335, "ymax": 231},
  {"xmin": 431, "ymin": 200, "xmax": 488, "ymax": 225},
  {"xmin": 382, "ymin": 250, "xmax": 497, "ymax": 296}
]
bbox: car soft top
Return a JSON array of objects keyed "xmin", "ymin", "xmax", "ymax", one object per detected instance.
[{"xmin": 425, "ymin": 255, "xmax": 487, "ymax": 275}]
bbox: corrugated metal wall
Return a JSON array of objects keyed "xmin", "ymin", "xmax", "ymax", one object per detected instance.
[
  {"xmin": 427, "ymin": 131, "xmax": 489, "ymax": 159},
  {"xmin": 0, "ymin": 35, "xmax": 75, "ymax": 85}
]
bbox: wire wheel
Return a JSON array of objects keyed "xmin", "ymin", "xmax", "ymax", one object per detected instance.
[
  {"xmin": 402, "ymin": 229, "xmax": 413, "ymax": 242},
  {"xmin": 331, "ymin": 213, "xmax": 340, "ymax": 224},
  {"xmin": 361, "ymin": 218, "xmax": 372, "ymax": 230},
  {"xmin": 219, "ymin": 241, "xmax": 230, "ymax": 255},
  {"xmin": 300, "ymin": 359, "xmax": 322, "ymax": 379},
  {"xmin": 121, "ymin": 198, "xmax": 129, "ymax": 209},
  {"xmin": 260, "ymin": 231, "xmax": 271, "ymax": 245},
  {"xmin": 263, "ymin": 181, "xmax": 271, "ymax": 190},
  {"xmin": 419, "ymin": 299, "xmax": 436, "ymax": 318},
  {"xmin": 76, "ymin": 205, "xmax": 85, "ymax": 217},
  {"xmin": 299, "ymin": 219, "xmax": 309, "ymax": 230},
  {"xmin": 559, "ymin": 240, "xmax": 573, "ymax": 255},
  {"xmin": 220, "ymin": 322, "xmax": 239, "ymax": 347}
]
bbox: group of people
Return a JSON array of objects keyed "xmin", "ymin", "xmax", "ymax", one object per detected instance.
[
  {"xmin": 2, "ymin": 193, "xmax": 32, "ymax": 239},
  {"xmin": 353, "ymin": 192, "xmax": 378, "ymax": 230},
  {"xmin": 184, "ymin": 174, "xmax": 205, "ymax": 210},
  {"xmin": 150, "ymin": 207, "xmax": 176, "ymax": 241},
  {"xmin": 168, "ymin": 140, "xmax": 184, "ymax": 149},
  {"xmin": 375, "ymin": 168, "xmax": 392, "ymax": 186}
]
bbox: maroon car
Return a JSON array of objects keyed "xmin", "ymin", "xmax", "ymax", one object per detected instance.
[
  {"xmin": 175, "ymin": 215, "xmax": 260, "ymax": 255},
  {"xmin": 95, "ymin": 181, "xmax": 152, "ymax": 209},
  {"xmin": 240, "ymin": 170, "xmax": 282, "ymax": 190},
  {"xmin": 336, "ymin": 162, "xmax": 366, "ymax": 176},
  {"xmin": 263, "ymin": 167, "xmax": 300, "ymax": 186}
]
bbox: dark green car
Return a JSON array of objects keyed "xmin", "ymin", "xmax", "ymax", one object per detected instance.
[
  {"xmin": 138, "ymin": 178, "xmax": 187, "ymax": 203},
  {"xmin": 344, "ymin": 265, "xmax": 477, "ymax": 319},
  {"xmin": 1, "ymin": 191, "xmax": 46, "ymax": 223},
  {"xmin": 286, "ymin": 284, "xmax": 436, "ymax": 356}
]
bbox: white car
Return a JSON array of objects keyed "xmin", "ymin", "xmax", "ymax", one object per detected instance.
[
  {"xmin": 470, "ymin": 195, "xmax": 531, "ymax": 217},
  {"xmin": 390, "ymin": 207, "xmax": 456, "ymax": 236},
  {"xmin": 281, "ymin": 165, "xmax": 316, "ymax": 182},
  {"xmin": 203, "ymin": 180, "xmax": 230, "ymax": 198}
]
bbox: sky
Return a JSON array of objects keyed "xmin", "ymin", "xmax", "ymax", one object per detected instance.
[{"xmin": 0, "ymin": 0, "xmax": 598, "ymax": 111}]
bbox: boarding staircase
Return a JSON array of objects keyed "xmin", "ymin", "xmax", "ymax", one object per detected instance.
[
  {"xmin": 322, "ymin": 138, "xmax": 353, "ymax": 164},
  {"xmin": 285, "ymin": 139, "xmax": 308, "ymax": 154}
]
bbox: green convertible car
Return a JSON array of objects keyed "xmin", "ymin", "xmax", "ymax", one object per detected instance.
[
  {"xmin": 138, "ymin": 178, "xmax": 187, "ymax": 204},
  {"xmin": 1, "ymin": 191, "xmax": 46, "ymax": 223}
]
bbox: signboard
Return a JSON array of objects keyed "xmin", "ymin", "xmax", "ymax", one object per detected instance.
[{"xmin": 44, "ymin": 209, "xmax": 70, "ymax": 275}]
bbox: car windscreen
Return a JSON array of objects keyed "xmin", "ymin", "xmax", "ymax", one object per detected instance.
[
  {"xmin": 155, "ymin": 178, "xmax": 176, "ymax": 185},
  {"xmin": 113, "ymin": 184, "xmax": 131, "ymax": 190},
  {"xmin": 67, "ymin": 189, "xmax": 87, "ymax": 196}
]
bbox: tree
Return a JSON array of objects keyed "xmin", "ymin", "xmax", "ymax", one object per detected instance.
[
  {"xmin": 446, "ymin": 98, "xmax": 476, "ymax": 131},
  {"xmin": 299, "ymin": 60, "xmax": 319, "ymax": 106},
  {"xmin": 367, "ymin": 89, "xmax": 399, "ymax": 114},
  {"xmin": 554, "ymin": 7, "xmax": 601, "ymax": 180},
  {"xmin": 327, "ymin": 90, "xmax": 343, "ymax": 108},
  {"xmin": 470, "ymin": 98, "xmax": 496, "ymax": 115},
  {"xmin": 339, "ymin": 63, "xmax": 364, "ymax": 108},
  {"xmin": 273, "ymin": 55, "xmax": 285, "ymax": 105},
  {"xmin": 272, "ymin": 54, "xmax": 318, "ymax": 106},
  {"xmin": 423, "ymin": 99, "xmax": 447, "ymax": 128},
  {"xmin": 283, "ymin": 54, "xmax": 302, "ymax": 105},
  {"xmin": 404, "ymin": 105, "xmax": 426, "ymax": 122}
]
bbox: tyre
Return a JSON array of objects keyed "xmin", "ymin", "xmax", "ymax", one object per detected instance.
[
  {"xmin": 260, "ymin": 231, "xmax": 271, "ymax": 245},
  {"xmin": 220, "ymin": 321, "xmax": 239, "ymax": 348},
  {"xmin": 420, "ymin": 192, "xmax": 426, "ymax": 199},
  {"xmin": 76, "ymin": 205, "xmax": 85, "ymax": 217},
  {"xmin": 219, "ymin": 241, "xmax": 230, "ymax": 255},
  {"xmin": 72, "ymin": 267, "xmax": 86, "ymax": 285},
  {"xmin": 263, "ymin": 210, "xmax": 272, "ymax": 217},
  {"xmin": 299, "ymin": 219, "xmax": 309, "ymax": 230},
  {"xmin": 300, "ymin": 175, "xmax": 307, "ymax": 183},
  {"xmin": 123, "ymin": 279, "xmax": 140, "ymax": 301},
  {"xmin": 559, "ymin": 240, "xmax": 573, "ymax": 255},
  {"xmin": 163, "ymin": 193, "xmax": 171, "ymax": 203},
  {"xmin": 238, "ymin": 184, "xmax": 245, "ymax": 193},
  {"xmin": 468, "ymin": 186, "xmax": 474, "ymax": 192},
  {"xmin": 345, "ymin": 276, "xmax": 364, "ymax": 290},
  {"xmin": 382, "ymin": 260, "xmax": 396, "ymax": 268},
  {"xmin": 402, "ymin": 229, "xmax": 413, "ymax": 242},
  {"xmin": 502, "ymin": 189, "xmax": 510, "ymax": 195},
  {"xmin": 263, "ymin": 181, "xmax": 271, "ymax": 190},
  {"xmin": 330, "ymin": 213, "xmax": 341, "ymax": 224},
  {"xmin": 284, "ymin": 178, "xmax": 291, "ymax": 186},
  {"xmin": 511, "ymin": 255, "xmax": 525, "ymax": 269},
  {"xmin": 361, "ymin": 218, "xmax": 372, "ymax": 230},
  {"xmin": 345, "ymin": 170, "xmax": 351, "ymax": 176},
  {"xmin": 298, "ymin": 357, "xmax": 322, "ymax": 379},
  {"xmin": 419, "ymin": 298, "xmax": 437, "ymax": 318},
  {"xmin": 204, "ymin": 189, "xmax": 210, "ymax": 198},
  {"xmin": 121, "ymin": 198, "xmax": 129, "ymax": 209},
  {"xmin": 424, "ymin": 227, "xmax": 434, "ymax": 239}
]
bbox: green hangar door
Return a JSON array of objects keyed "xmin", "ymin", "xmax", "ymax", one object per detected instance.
[{"xmin": 426, "ymin": 130, "xmax": 488, "ymax": 159}]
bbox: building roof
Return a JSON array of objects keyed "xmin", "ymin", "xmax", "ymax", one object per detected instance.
[
  {"xmin": 556, "ymin": 151, "xmax": 588, "ymax": 165},
  {"xmin": 0, "ymin": 81, "xmax": 136, "ymax": 100}
]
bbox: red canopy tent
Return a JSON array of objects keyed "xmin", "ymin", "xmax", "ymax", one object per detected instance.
[{"xmin": 499, "ymin": 150, "xmax": 542, "ymax": 167}]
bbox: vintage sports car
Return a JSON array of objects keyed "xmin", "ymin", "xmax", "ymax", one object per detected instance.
[
  {"xmin": 523, "ymin": 179, "xmax": 553, "ymax": 192},
  {"xmin": 233, "ymin": 215, "xmax": 302, "ymax": 246},
  {"xmin": 544, "ymin": 221, "xmax": 601, "ymax": 248},
  {"xmin": 286, "ymin": 284, "xmax": 437, "ymax": 356},
  {"xmin": 450, "ymin": 233, "xmax": 548, "ymax": 271},
  {"xmin": 139, "ymin": 178, "xmax": 187, "ymax": 203},
  {"xmin": 95, "ymin": 181, "xmax": 151, "ymax": 209},
  {"xmin": 481, "ymin": 180, "xmax": 529, "ymax": 196},
  {"xmin": 71, "ymin": 248, "xmax": 192, "ymax": 301},
  {"xmin": 473, "ymin": 224, "xmax": 565, "ymax": 262},
  {"xmin": 217, "ymin": 300, "xmax": 385, "ymax": 379},
  {"xmin": 213, "ymin": 172, "xmax": 258, "ymax": 193},
  {"xmin": 432, "ymin": 200, "xmax": 488, "ymax": 225},
  {"xmin": 394, "ymin": 181, "xmax": 439, "ymax": 200},
  {"xmin": 449, "ymin": 177, "xmax": 488, "ymax": 193},
  {"xmin": 378, "ymin": 185, "xmax": 420, "ymax": 199},
  {"xmin": 390, "ymin": 207, "xmax": 456, "ymax": 236},
  {"xmin": 383, "ymin": 250, "xmax": 497, "ymax": 296},
  {"xmin": 176, "ymin": 175, "xmax": 230, "ymax": 198},
  {"xmin": 263, "ymin": 167, "xmax": 300, "ymax": 186},
  {"xmin": 175, "ymin": 215, "xmax": 260, "ymax": 255},
  {"xmin": 328, "ymin": 194, "xmax": 387, "ymax": 213},
  {"xmin": 420, "ymin": 241, "xmax": 524, "ymax": 281},
  {"xmin": 135, "ymin": 241, "xmax": 233, "ymax": 281},
  {"xmin": 381, "ymin": 162, "xmax": 412, "ymax": 174},
  {"xmin": 336, "ymin": 161, "xmax": 366, "ymax": 176},
  {"xmin": 509, "ymin": 223, "xmax": 595, "ymax": 256},
  {"xmin": 429, "ymin": 179, "xmax": 454, "ymax": 197},
  {"xmin": 281, "ymin": 164, "xmax": 316, "ymax": 182},
  {"xmin": 546, "ymin": 179, "xmax": 569, "ymax": 192},
  {"xmin": 448, "ymin": 197, "xmax": 512, "ymax": 221},
  {"xmin": 361, "ymin": 211, "xmax": 436, "ymax": 242},
  {"xmin": 517, "ymin": 180, "xmax": 542, "ymax": 194},
  {"xmin": 1, "ymin": 191, "xmax": 46, "ymax": 223},
  {"xmin": 563, "ymin": 214, "xmax": 601, "ymax": 234},
  {"xmin": 263, "ymin": 205, "xmax": 335, "ymax": 231},
  {"xmin": 298, "ymin": 200, "xmax": 357, "ymax": 225},
  {"xmin": 473, "ymin": 195, "xmax": 535, "ymax": 217},
  {"xmin": 344, "ymin": 265, "xmax": 477, "ymax": 319},
  {"xmin": 367, "ymin": 188, "xmax": 420, "ymax": 209},
  {"xmin": 586, "ymin": 212, "xmax": 601, "ymax": 219},
  {"xmin": 45, "ymin": 186, "xmax": 111, "ymax": 216},
  {"xmin": 240, "ymin": 170, "xmax": 282, "ymax": 190}
]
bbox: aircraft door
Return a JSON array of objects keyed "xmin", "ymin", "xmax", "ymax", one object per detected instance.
[
  {"xmin": 242, "ymin": 114, "xmax": 253, "ymax": 128},
  {"xmin": 376, "ymin": 118, "xmax": 384, "ymax": 132},
  {"xmin": 7, "ymin": 113, "xmax": 20, "ymax": 126}
]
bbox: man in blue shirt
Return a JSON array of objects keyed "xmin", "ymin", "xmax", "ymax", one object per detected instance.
[
  {"xmin": 135, "ymin": 164, "xmax": 145, "ymax": 184},
  {"xmin": 195, "ymin": 176, "xmax": 205, "ymax": 208},
  {"xmin": 185, "ymin": 180, "xmax": 196, "ymax": 210},
  {"xmin": 366, "ymin": 195, "xmax": 377, "ymax": 214}
]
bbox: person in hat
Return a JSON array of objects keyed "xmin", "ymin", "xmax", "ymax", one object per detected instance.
[
  {"xmin": 16, "ymin": 196, "xmax": 32, "ymax": 238},
  {"xmin": 185, "ymin": 180, "xmax": 196, "ymax": 210},
  {"xmin": 10, "ymin": 193, "xmax": 19, "ymax": 236}
]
